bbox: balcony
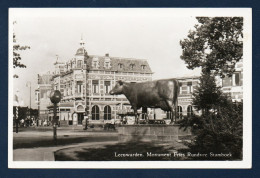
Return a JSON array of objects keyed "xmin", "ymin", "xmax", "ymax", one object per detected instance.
[{"xmin": 74, "ymin": 93, "xmax": 84, "ymax": 98}]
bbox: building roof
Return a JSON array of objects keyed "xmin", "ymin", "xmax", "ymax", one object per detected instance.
[
  {"xmin": 86, "ymin": 55, "xmax": 153, "ymax": 74},
  {"xmin": 75, "ymin": 48, "xmax": 87, "ymax": 56}
]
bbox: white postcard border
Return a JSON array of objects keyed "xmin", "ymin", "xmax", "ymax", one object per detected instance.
[{"xmin": 8, "ymin": 8, "xmax": 252, "ymax": 169}]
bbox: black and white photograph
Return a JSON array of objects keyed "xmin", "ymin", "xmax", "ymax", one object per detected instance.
[{"xmin": 9, "ymin": 8, "xmax": 252, "ymax": 168}]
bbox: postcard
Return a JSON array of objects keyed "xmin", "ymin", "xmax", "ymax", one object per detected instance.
[{"xmin": 9, "ymin": 8, "xmax": 252, "ymax": 168}]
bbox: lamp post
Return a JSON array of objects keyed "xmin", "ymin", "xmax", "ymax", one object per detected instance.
[
  {"xmin": 35, "ymin": 88, "xmax": 40, "ymax": 125},
  {"xmin": 26, "ymin": 82, "xmax": 31, "ymax": 119},
  {"xmin": 14, "ymin": 89, "xmax": 21, "ymax": 133},
  {"xmin": 84, "ymin": 54, "xmax": 90, "ymax": 124},
  {"xmin": 50, "ymin": 90, "xmax": 61, "ymax": 143}
]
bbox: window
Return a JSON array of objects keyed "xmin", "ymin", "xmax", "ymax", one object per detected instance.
[
  {"xmin": 77, "ymin": 60, "xmax": 82, "ymax": 68},
  {"xmin": 130, "ymin": 64, "xmax": 135, "ymax": 70},
  {"xmin": 141, "ymin": 65, "xmax": 146, "ymax": 70},
  {"xmin": 63, "ymin": 85, "xmax": 66, "ymax": 96},
  {"xmin": 222, "ymin": 76, "xmax": 232, "ymax": 87},
  {"xmin": 92, "ymin": 80, "xmax": 99, "ymax": 94},
  {"xmin": 181, "ymin": 86, "xmax": 187, "ymax": 94},
  {"xmin": 118, "ymin": 63, "xmax": 123, "ymax": 69},
  {"xmin": 187, "ymin": 105, "xmax": 193, "ymax": 117},
  {"xmin": 104, "ymin": 105, "xmax": 112, "ymax": 120},
  {"xmin": 187, "ymin": 82, "xmax": 192, "ymax": 93},
  {"xmin": 104, "ymin": 56, "xmax": 111, "ymax": 69},
  {"xmin": 35, "ymin": 92, "xmax": 40, "ymax": 102},
  {"xmin": 233, "ymin": 72, "xmax": 241, "ymax": 86},
  {"xmin": 167, "ymin": 111, "xmax": 172, "ymax": 120},
  {"xmin": 92, "ymin": 105, "xmax": 100, "ymax": 120},
  {"xmin": 93, "ymin": 61, "xmax": 98, "ymax": 68},
  {"xmin": 92, "ymin": 57, "xmax": 99, "ymax": 68},
  {"xmin": 179, "ymin": 82, "xmax": 182, "ymax": 94},
  {"xmin": 77, "ymin": 81, "xmax": 83, "ymax": 93},
  {"xmin": 104, "ymin": 81, "xmax": 111, "ymax": 94},
  {"xmin": 177, "ymin": 106, "xmax": 183, "ymax": 119},
  {"xmin": 105, "ymin": 62, "xmax": 110, "ymax": 68}
]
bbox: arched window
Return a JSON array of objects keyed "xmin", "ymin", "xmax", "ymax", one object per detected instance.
[
  {"xmin": 177, "ymin": 106, "xmax": 183, "ymax": 119},
  {"xmin": 92, "ymin": 105, "xmax": 100, "ymax": 120},
  {"xmin": 104, "ymin": 105, "xmax": 112, "ymax": 120},
  {"xmin": 77, "ymin": 105, "xmax": 84, "ymax": 112},
  {"xmin": 187, "ymin": 105, "xmax": 193, "ymax": 117}
]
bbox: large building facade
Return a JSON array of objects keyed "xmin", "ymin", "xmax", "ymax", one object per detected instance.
[{"xmin": 40, "ymin": 39, "xmax": 153, "ymax": 126}]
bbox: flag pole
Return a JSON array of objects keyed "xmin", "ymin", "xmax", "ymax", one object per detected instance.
[
  {"xmin": 16, "ymin": 106, "xmax": 18, "ymax": 133},
  {"xmin": 29, "ymin": 82, "xmax": 31, "ymax": 120}
]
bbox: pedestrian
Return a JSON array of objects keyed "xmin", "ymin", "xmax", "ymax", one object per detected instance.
[
  {"xmin": 84, "ymin": 117, "xmax": 88, "ymax": 130},
  {"xmin": 111, "ymin": 118, "xmax": 115, "ymax": 125},
  {"xmin": 110, "ymin": 118, "xmax": 116, "ymax": 130},
  {"xmin": 122, "ymin": 116, "xmax": 126, "ymax": 125},
  {"xmin": 20, "ymin": 119, "xmax": 24, "ymax": 127}
]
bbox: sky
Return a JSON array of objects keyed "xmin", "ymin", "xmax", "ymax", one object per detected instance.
[{"xmin": 10, "ymin": 8, "xmax": 202, "ymax": 109}]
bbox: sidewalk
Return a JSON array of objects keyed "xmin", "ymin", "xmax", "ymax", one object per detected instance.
[
  {"xmin": 13, "ymin": 129, "xmax": 118, "ymax": 137},
  {"xmin": 13, "ymin": 141, "xmax": 118, "ymax": 161}
]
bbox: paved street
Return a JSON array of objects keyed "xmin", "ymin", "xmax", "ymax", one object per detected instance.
[
  {"xmin": 12, "ymin": 127, "xmax": 190, "ymax": 161},
  {"xmin": 13, "ymin": 127, "xmax": 118, "ymax": 161}
]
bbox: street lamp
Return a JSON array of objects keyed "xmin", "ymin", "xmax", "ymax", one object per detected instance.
[
  {"xmin": 84, "ymin": 54, "xmax": 90, "ymax": 121},
  {"xmin": 50, "ymin": 90, "xmax": 61, "ymax": 143},
  {"xmin": 35, "ymin": 88, "xmax": 40, "ymax": 123},
  {"xmin": 26, "ymin": 81, "xmax": 31, "ymax": 119}
]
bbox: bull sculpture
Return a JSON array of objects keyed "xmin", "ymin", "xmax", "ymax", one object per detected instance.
[{"xmin": 109, "ymin": 79, "xmax": 179, "ymax": 124}]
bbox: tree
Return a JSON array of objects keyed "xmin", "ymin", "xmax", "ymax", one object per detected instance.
[
  {"xmin": 13, "ymin": 21, "xmax": 30, "ymax": 78},
  {"xmin": 192, "ymin": 73, "xmax": 229, "ymax": 114},
  {"xmin": 180, "ymin": 17, "xmax": 243, "ymax": 77},
  {"xmin": 178, "ymin": 78, "xmax": 243, "ymax": 160},
  {"xmin": 178, "ymin": 17, "xmax": 243, "ymax": 159}
]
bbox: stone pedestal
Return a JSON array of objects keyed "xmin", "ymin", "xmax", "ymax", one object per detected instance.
[{"xmin": 118, "ymin": 124, "xmax": 191, "ymax": 142}]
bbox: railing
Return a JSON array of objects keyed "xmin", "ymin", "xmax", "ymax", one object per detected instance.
[{"xmin": 179, "ymin": 93, "xmax": 193, "ymax": 97}]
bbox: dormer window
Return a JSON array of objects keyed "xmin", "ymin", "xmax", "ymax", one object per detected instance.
[
  {"xmin": 104, "ymin": 56, "xmax": 111, "ymax": 69},
  {"xmin": 92, "ymin": 57, "xmax": 99, "ymax": 69},
  {"xmin": 141, "ymin": 65, "xmax": 146, "ymax": 70},
  {"xmin": 105, "ymin": 62, "xmax": 110, "ymax": 68},
  {"xmin": 118, "ymin": 63, "xmax": 123, "ymax": 69},
  {"xmin": 130, "ymin": 64, "xmax": 135, "ymax": 70}
]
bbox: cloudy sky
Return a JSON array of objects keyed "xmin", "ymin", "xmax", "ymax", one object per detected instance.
[{"xmin": 11, "ymin": 8, "xmax": 203, "ymax": 109}]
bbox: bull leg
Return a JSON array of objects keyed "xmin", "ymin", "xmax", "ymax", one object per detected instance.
[
  {"xmin": 166, "ymin": 100, "xmax": 176, "ymax": 124},
  {"xmin": 133, "ymin": 106, "xmax": 138, "ymax": 125},
  {"xmin": 142, "ymin": 107, "xmax": 148, "ymax": 124}
]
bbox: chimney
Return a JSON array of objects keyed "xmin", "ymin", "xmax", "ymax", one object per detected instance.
[{"xmin": 105, "ymin": 53, "xmax": 109, "ymax": 57}]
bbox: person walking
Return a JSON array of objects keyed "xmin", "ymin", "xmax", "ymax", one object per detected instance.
[
  {"xmin": 83, "ymin": 116, "xmax": 88, "ymax": 130},
  {"xmin": 110, "ymin": 118, "xmax": 115, "ymax": 130}
]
